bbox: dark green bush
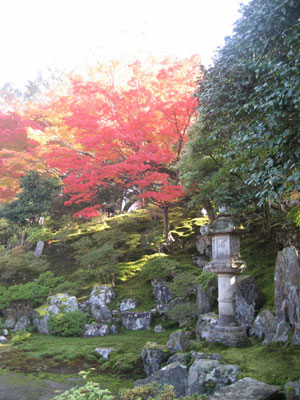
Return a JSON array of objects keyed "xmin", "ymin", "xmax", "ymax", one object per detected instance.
[
  {"xmin": 48, "ymin": 311, "xmax": 86, "ymax": 337},
  {"xmin": 0, "ymin": 271, "xmax": 64, "ymax": 310},
  {"xmin": 166, "ymin": 302, "xmax": 197, "ymax": 326},
  {"xmin": 140, "ymin": 255, "xmax": 178, "ymax": 281}
]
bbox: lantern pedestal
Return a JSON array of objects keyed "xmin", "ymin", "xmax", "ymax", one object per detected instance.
[{"xmin": 201, "ymin": 215, "xmax": 249, "ymax": 347}]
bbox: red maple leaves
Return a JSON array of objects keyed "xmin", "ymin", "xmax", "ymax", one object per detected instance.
[{"xmin": 41, "ymin": 56, "xmax": 201, "ymax": 219}]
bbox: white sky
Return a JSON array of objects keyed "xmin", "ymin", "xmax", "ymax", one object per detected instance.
[{"xmin": 0, "ymin": 0, "xmax": 249, "ymax": 88}]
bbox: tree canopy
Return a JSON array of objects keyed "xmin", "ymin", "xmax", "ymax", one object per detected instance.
[{"xmin": 180, "ymin": 0, "xmax": 300, "ymax": 215}]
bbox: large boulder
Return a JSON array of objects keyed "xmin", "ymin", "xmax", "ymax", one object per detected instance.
[
  {"xmin": 167, "ymin": 330, "xmax": 190, "ymax": 353},
  {"xmin": 151, "ymin": 280, "xmax": 172, "ymax": 305},
  {"xmin": 187, "ymin": 358, "xmax": 240, "ymax": 396},
  {"xmin": 275, "ymin": 247, "xmax": 300, "ymax": 326},
  {"xmin": 48, "ymin": 294, "xmax": 78, "ymax": 313},
  {"xmin": 141, "ymin": 342, "xmax": 169, "ymax": 376},
  {"xmin": 285, "ymin": 379, "xmax": 300, "ymax": 400},
  {"xmin": 32, "ymin": 305, "xmax": 59, "ymax": 335},
  {"xmin": 33, "ymin": 294, "xmax": 78, "ymax": 335},
  {"xmin": 273, "ymin": 321, "xmax": 292, "ymax": 343},
  {"xmin": 235, "ymin": 275, "xmax": 264, "ymax": 333},
  {"xmin": 120, "ymin": 299, "xmax": 138, "ymax": 312},
  {"xmin": 134, "ymin": 362, "xmax": 188, "ymax": 398},
  {"xmin": 196, "ymin": 313, "xmax": 218, "ymax": 341},
  {"xmin": 292, "ymin": 323, "xmax": 300, "ymax": 345},
  {"xmin": 95, "ymin": 347, "xmax": 114, "ymax": 359},
  {"xmin": 121, "ymin": 311, "xmax": 152, "ymax": 331},
  {"xmin": 91, "ymin": 304, "xmax": 112, "ymax": 323},
  {"xmin": 3, "ymin": 302, "xmax": 34, "ymax": 332},
  {"xmin": 208, "ymin": 377, "xmax": 281, "ymax": 400},
  {"xmin": 250, "ymin": 309, "xmax": 277, "ymax": 345},
  {"xmin": 89, "ymin": 285, "xmax": 115, "ymax": 307},
  {"xmin": 196, "ymin": 283, "xmax": 217, "ymax": 315},
  {"xmin": 83, "ymin": 324, "xmax": 109, "ymax": 337}
]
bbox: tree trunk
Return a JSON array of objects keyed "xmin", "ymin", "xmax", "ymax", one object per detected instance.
[
  {"xmin": 162, "ymin": 206, "xmax": 170, "ymax": 244},
  {"xmin": 203, "ymin": 200, "xmax": 215, "ymax": 221}
]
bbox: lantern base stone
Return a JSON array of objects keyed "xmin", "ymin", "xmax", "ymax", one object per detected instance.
[{"xmin": 206, "ymin": 324, "xmax": 250, "ymax": 347}]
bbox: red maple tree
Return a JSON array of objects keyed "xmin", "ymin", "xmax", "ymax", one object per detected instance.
[
  {"xmin": 0, "ymin": 111, "xmax": 39, "ymax": 201},
  {"xmin": 41, "ymin": 56, "xmax": 201, "ymax": 242}
]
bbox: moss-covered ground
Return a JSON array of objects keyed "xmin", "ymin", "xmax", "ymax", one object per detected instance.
[{"xmin": 0, "ymin": 206, "xmax": 298, "ymax": 395}]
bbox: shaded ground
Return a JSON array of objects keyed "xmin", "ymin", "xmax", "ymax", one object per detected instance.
[{"xmin": 0, "ymin": 369, "xmax": 80, "ymax": 400}]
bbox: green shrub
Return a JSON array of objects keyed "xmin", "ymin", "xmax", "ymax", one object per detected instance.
[
  {"xmin": 0, "ymin": 271, "xmax": 66, "ymax": 310},
  {"xmin": 48, "ymin": 311, "xmax": 86, "ymax": 337},
  {"xmin": 166, "ymin": 302, "xmax": 197, "ymax": 326},
  {"xmin": 194, "ymin": 271, "xmax": 217, "ymax": 290},
  {"xmin": 169, "ymin": 272, "xmax": 196, "ymax": 298},
  {"xmin": 140, "ymin": 255, "xmax": 178, "ymax": 281},
  {"xmin": 0, "ymin": 247, "xmax": 49, "ymax": 284}
]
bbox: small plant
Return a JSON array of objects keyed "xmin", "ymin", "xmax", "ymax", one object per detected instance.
[
  {"xmin": 54, "ymin": 369, "xmax": 113, "ymax": 400},
  {"xmin": 11, "ymin": 330, "xmax": 31, "ymax": 345},
  {"xmin": 48, "ymin": 311, "xmax": 86, "ymax": 337},
  {"xmin": 120, "ymin": 382, "xmax": 176, "ymax": 400}
]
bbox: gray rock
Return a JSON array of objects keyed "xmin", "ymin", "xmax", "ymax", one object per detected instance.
[
  {"xmin": 32, "ymin": 311, "xmax": 50, "ymax": 334},
  {"xmin": 49, "ymin": 294, "xmax": 78, "ymax": 313},
  {"xmin": 4, "ymin": 303, "xmax": 34, "ymax": 332},
  {"xmin": 155, "ymin": 304, "xmax": 168, "ymax": 315},
  {"xmin": 292, "ymin": 323, "xmax": 300, "ymax": 345},
  {"xmin": 141, "ymin": 343, "xmax": 169, "ymax": 376},
  {"xmin": 275, "ymin": 247, "xmax": 300, "ymax": 326},
  {"xmin": 95, "ymin": 347, "xmax": 114, "ymax": 359},
  {"xmin": 235, "ymin": 275, "xmax": 264, "ymax": 333},
  {"xmin": 91, "ymin": 304, "xmax": 112, "ymax": 323},
  {"xmin": 89, "ymin": 285, "xmax": 115, "ymax": 307},
  {"xmin": 251, "ymin": 309, "xmax": 277, "ymax": 344},
  {"xmin": 285, "ymin": 379, "xmax": 300, "ymax": 400},
  {"xmin": 34, "ymin": 240, "xmax": 45, "ymax": 257},
  {"xmin": 78, "ymin": 300, "xmax": 91, "ymax": 314},
  {"xmin": 208, "ymin": 377, "xmax": 281, "ymax": 400},
  {"xmin": 186, "ymin": 358, "xmax": 240, "ymax": 396},
  {"xmin": 196, "ymin": 235, "xmax": 211, "ymax": 257},
  {"xmin": 109, "ymin": 324, "xmax": 119, "ymax": 334},
  {"xmin": 191, "ymin": 351, "xmax": 222, "ymax": 361},
  {"xmin": 272, "ymin": 321, "xmax": 292, "ymax": 343},
  {"xmin": 167, "ymin": 330, "xmax": 190, "ymax": 353},
  {"xmin": 13, "ymin": 315, "xmax": 31, "ymax": 331},
  {"xmin": 166, "ymin": 353, "xmax": 187, "ymax": 365},
  {"xmin": 134, "ymin": 362, "xmax": 188, "ymax": 398},
  {"xmin": 33, "ymin": 294, "xmax": 78, "ymax": 335},
  {"xmin": 187, "ymin": 359, "xmax": 220, "ymax": 396},
  {"xmin": 83, "ymin": 324, "xmax": 109, "ymax": 337},
  {"xmin": 154, "ymin": 325, "xmax": 163, "ymax": 333},
  {"xmin": 151, "ymin": 280, "xmax": 173, "ymax": 304},
  {"xmin": 2, "ymin": 329, "xmax": 8, "ymax": 336},
  {"xmin": 120, "ymin": 299, "xmax": 138, "ymax": 311},
  {"xmin": 196, "ymin": 283, "xmax": 217, "ymax": 315},
  {"xmin": 4, "ymin": 315, "xmax": 16, "ymax": 329},
  {"xmin": 111, "ymin": 310, "xmax": 120, "ymax": 322},
  {"xmin": 121, "ymin": 311, "xmax": 151, "ymax": 331},
  {"xmin": 0, "ymin": 336, "xmax": 8, "ymax": 344},
  {"xmin": 196, "ymin": 312, "xmax": 218, "ymax": 341}
]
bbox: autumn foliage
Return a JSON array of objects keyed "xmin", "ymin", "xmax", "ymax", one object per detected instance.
[
  {"xmin": 0, "ymin": 111, "xmax": 38, "ymax": 201},
  {"xmin": 40, "ymin": 56, "xmax": 201, "ymax": 224}
]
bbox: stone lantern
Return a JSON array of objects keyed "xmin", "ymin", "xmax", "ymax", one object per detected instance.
[{"xmin": 201, "ymin": 212, "xmax": 249, "ymax": 346}]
